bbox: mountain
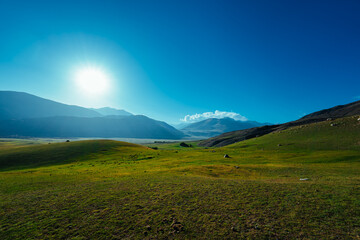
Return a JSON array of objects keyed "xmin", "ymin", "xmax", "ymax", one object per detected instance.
[
  {"xmin": 300, "ymin": 100, "xmax": 360, "ymax": 120},
  {"xmin": 171, "ymin": 122, "xmax": 191, "ymax": 130},
  {"xmin": 0, "ymin": 91, "xmax": 184, "ymax": 139},
  {"xmin": 0, "ymin": 91, "xmax": 101, "ymax": 120},
  {"xmin": 91, "ymin": 107, "xmax": 132, "ymax": 116},
  {"xmin": 0, "ymin": 115, "xmax": 185, "ymax": 139},
  {"xmin": 181, "ymin": 117, "xmax": 266, "ymax": 138},
  {"xmin": 199, "ymin": 100, "xmax": 360, "ymax": 147}
]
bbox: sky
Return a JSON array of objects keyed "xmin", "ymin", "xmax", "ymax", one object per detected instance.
[{"xmin": 0, "ymin": 0, "xmax": 359, "ymax": 124}]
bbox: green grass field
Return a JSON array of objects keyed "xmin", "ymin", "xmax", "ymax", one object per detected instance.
[{"xmin": 1, "ymin": 116, "xmax": 360, "ymax": 239}]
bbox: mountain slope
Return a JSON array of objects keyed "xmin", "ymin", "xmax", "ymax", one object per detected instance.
[
  {"xmin": 199, "ymin": 100, "xmax": 360, "ymax": 147},
  {"xmin": 0, "ymin": 91, "xmax": 184, "ymax": 139},
  {"xmin": 226, "ymin": 115, "xmax": 360, "ymax": 152},
  {"xmin": 181, "ymin": 117, "xmax": 265, "ymax": 138},
  {"xmin": 91, "ymin": 107, "xmax": 132, "ymax": 116},
  {"xmin": 0, "ymin": 115, "xmax": 185, "ymax": 139},
  {"xmin": 0, "ymin": 91, "xmax": 101, "ymax": 119},
  {"xmin": 300, "ymin": 100, "xmax": 360, "ymax": 120}
]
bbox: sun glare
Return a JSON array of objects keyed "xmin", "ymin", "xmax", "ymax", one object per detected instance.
[{"xmin": 75, "ymin": 67, "xmax": 110, "ymax": 95}]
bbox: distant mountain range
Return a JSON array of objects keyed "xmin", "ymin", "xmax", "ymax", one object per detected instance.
[
  {"xmin": 199, "ymin": 100, "xmax": 360, "ymax": 147},
  {"xmin": 0, "ymin": 91, "xmax": 184, "ymax": 139},
  {"xmin": 90, "ymin": 107, "xmax": 132, "ymax": 117},
  {"xmin": 0, "ymin": 115, "xmax": 184, "ymax": 139},
  {"xmin": 0, "ymin": 91, "xmax": 101, "ymax": 119},
  {"xmin": 5, "ymin": 90, "xmax": 355, "ymax": 142},
  {"xmin": 181, "ymin": 117, "xmax": 267, "ymax": 138}
]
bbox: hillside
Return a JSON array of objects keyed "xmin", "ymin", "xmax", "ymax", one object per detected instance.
[
  {"xmin": 226, "ymin": 115, "xmax": 360, "ymax": 152},
  {"xmin": 200, "ymin": 100, "xmax": 360, "ymax": 147},
  {"xmin": 300, "ymin": 100, "xmax": 360, "ymax": 120},
  {"xmin": 0, "ymin": 140, "xmax": 146, "ymax": 171},
  {"xmin": 91, "ymin": 107, "xmax": 132, "ymax": 116},
  {"xmin": 0, "ymin": 91, "xmax": 101, "ymax": 119},
  {"xmin": 181, "ymin": 117, "xmax": 265, "ymax": 138},
  {"xmin": 0, "ymin": 117, "xmax": 359, "ymax": 239},
  {"xmin": 0, "ymin": 91, "xmax": 184, "ymax": 139},
  {"xmin": 0, "ymin": 115, "xmax": 185, "ymax": 139}
]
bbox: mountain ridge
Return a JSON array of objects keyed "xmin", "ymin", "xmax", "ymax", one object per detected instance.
[
  {"xmin": 199, "ymin": 100, "xmax": 360, "ymax": 147},
  {"xmin": 300, "ymin": 100, "xmax": 360, "ymax": 120},
  {"xmin": 91, "ymin": 107, "xmax": 132, "ymax": 116},
  {"xmin": 181, "ymin": 117, "xmax": 266, "ymax": 138},
  {"xmin": 0, "ymin": 91, "xmax": 101, "ymax": 119},
  {"xmin": 0, "ymin": 91, "xmax": 184, "ymax": 139},
  {"xmin": 0, "ymin": 115, "xmax": 185, "ymax": 139}
]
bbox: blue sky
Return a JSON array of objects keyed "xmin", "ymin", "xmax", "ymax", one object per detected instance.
[{"xmin": 0, "ymin": 0, "xmax": 359, "ymax": 124}]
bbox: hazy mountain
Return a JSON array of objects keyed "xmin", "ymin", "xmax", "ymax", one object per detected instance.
[
  {"xmin": 199, "ymin": 100, "xmax": 360, "ymax": 147},
  {"xmin": 0, "ymin": 115, "xmax": 185, "ymax": 139},
  {"xmin": 91, "ymin": 107, "xmax": 132, "ymax": 116},
  {"xmin": 0, "ymin": 91, "xmax": 184, "ymax": 139},
  {"xmin": 0, "ymin": 91, "xmax": 101, "ymax": 119},
  {"xmin": 171, "ymin": 122, "xmax": 191, "ymax": 130},
  {"xmin": 181, "ymin": 117, "xmax": 266, "ymax": 138}
]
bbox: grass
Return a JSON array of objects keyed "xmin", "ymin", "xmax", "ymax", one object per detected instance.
[
  {"xmin": 0, "ymin": 140, "xmax": 145, "ymax": 171},
  {"xmin": 0, "ymin": 116, "xmax": 360, "ymax": 239}
]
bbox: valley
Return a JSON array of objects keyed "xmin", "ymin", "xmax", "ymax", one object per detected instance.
[
  {"xmin": 2, "ymin": 1, "xmax": 360, "ymax": 239},
  {"xmin": 1, "ymin": 116, "xmax": 359, "ymax": 239}
]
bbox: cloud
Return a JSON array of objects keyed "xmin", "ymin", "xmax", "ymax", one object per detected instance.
[{"xmin": 181, "ymin": 110, "xmax": 248, "ymax": 122}]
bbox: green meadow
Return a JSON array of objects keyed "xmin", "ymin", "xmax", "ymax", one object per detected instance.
[{"xmin": 1, "ymin": 116, "xmax": 360, "ymax": 239}]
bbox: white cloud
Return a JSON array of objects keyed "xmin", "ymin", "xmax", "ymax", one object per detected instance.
[{"xmin": 181, "ymin": 110, "xmax": 248, "ymax": 122}]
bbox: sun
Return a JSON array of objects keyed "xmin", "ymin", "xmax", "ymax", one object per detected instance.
[{"xmin": 74, "ymin": 67, "xmax": 110, "ymax": 96}]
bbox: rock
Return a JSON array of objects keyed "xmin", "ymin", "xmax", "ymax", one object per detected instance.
[
  {"xmin": 300, "ymin": 178, "xmax": 309, "ymax": 181},
  {"xmin": 277, "ymin": 144, "xmax": 282, "ymax": 147},
  {"xmin": 358, "ymin": 117, "xmax": 360, "ymax": 121},
  {"xmin": 224, "ymin": 154, "xmax": 230, "ymax": 158},
  {"xmin": 179, "ymin": 142, "xmax": 190, "ymax": 147},
  {"xmin": 327, "ymin": 118, "xmax": 332, "ymax": 121}
]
